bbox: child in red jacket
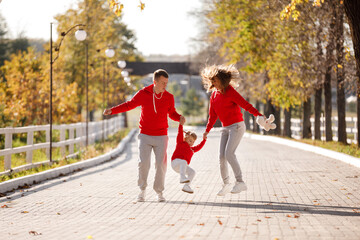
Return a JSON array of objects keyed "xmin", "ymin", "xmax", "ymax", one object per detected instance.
[{"xmin": 171, "ymin": 123, "xmax": 207, "ymax": 194}]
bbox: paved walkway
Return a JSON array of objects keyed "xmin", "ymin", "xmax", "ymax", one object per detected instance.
[{"xmin": 1, "ymin": 128, "xmax": 360, "ymax": 240}]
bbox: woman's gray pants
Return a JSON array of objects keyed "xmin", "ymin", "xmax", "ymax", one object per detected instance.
[{"xmin": 219, "ymin": 122, "xmax": 246, "ymax": 184}]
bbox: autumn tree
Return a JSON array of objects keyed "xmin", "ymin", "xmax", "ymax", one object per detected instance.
[
  {"xmin": 53, "ymin": 0, "xmax": 142, "ymax": 121},
  {"xmin": 0, "ymin": 48, "xmax": 79, "ymax": 127}
]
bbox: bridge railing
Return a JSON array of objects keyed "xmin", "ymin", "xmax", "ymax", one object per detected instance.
[
  {"xmin": 249, "ymin": 116, "xmax": 358, "ymax": 144},
  {"xmin": 0, "ymin": 116, "xmax": 124, "ymax": 175}
]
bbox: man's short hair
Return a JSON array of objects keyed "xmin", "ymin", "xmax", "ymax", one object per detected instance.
[{"xmin": 153, "ymin": 69, "xmax": 169, "ymax": 81}]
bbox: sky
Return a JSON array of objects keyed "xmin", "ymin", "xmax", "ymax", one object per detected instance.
[{"xmin": 0, "ymin": 0, "xmax": 202, "ymax": 56}]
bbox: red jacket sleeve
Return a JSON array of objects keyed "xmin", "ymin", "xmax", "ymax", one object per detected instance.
[
  {"xmin": 205, "ymin": 94, "xmax": 218, "ymax": 133},
  {"xmin": 191, "ymin": 139, "xmax": 206, "ymax": 153},
  {"xmin": 231, "ymin": 88, "xmax": 262, "ymax": 117},
  {"xmin": 177, "ymin": 124, "xmax": 184, "ymax": 144},
  {"xmin": 168, "ymin": 95, "xmax": 181, "ymax": 121},
  {"xmin": 110, "ymin": 91, "xmax": 142, "ymax": 115}
]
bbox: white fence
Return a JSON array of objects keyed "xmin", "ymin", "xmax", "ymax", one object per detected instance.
[
  {"xmin": 249, "ymin": 116, "xmax": 358, "ymax": 144},
  {"xmin": 0, "ymin": 116, "xmax": 124, "ymax": 174}
]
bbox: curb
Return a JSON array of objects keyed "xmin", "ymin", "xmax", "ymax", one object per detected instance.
[
  {"xmin": 0, "ymin": 128, "xmax": 138, "ymax": 194},
  {"xmin": 245, "ymin": 132, "xmax": 360, "ymax": 168}
]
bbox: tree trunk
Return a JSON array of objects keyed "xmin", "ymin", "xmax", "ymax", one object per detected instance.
[
  {"xmin": 314, "ymin": 23, "xmax": 324, "ymax": 141},
  {"xmin": 336, "ymin": 3, "xmax": 347, "ymax": 144},
  {"xmin": 89, "ymin": 110, "xmax": 95, "ymax": 122},
  {"xmin": 343, "ymin": 0, "xmax": 360, "ymax": 146},
  {"xmin": 314, "ymin": 88, "xmax": 322, "ymax": 140},
  {"xmin": 324, "ymin": 1, "xmax": 336, "ymax": 141},
  {"xmin": 302, "ymin": 97, "xmax": 312, "ymax": 139},
  {"xmin": 283, "ymin": 107, "xmax": 292, "ymax": 138},
  {"xmin": 274, "ymin": 106, "xmax": 281, "ymax": 135}
]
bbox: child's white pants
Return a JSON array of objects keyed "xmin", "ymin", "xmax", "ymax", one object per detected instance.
[{"xmin": 171, "ymin": 158, "xmax": 195, "ymax": 185}]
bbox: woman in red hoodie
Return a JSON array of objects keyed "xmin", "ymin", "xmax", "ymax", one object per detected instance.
[
  {"xmin": 103, "ymin": 69, "xmax": 185, "ymax": 202},
  {"xmin": 201, "ymin": 65, "xmax": 263, "ymax": 197},
  {"xmin": 171, "ymin": 123, "xmax": 206, "ymax": 194}
]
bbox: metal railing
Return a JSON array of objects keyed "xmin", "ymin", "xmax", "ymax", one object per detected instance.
[{"xmin": 0, "ymin": 116, "xmax": 124, "ymax": 175}]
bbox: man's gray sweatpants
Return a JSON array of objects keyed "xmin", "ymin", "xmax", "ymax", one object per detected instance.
[
  {"xmin": 138, "ymin": 133, "xmax": 168, "ymax": 194},
  {"xmin": 219, "ymin": 121, "xmax": 246, "ymax": 184}
]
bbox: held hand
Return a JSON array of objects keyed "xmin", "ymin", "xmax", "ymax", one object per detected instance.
[
  {"xmin": 203, "ymin": 132, "xmax": 208, "ymax": 140},
  {"xmin": 103, "ymin": 109, "xmax": 112, "ymax": 116},
  {"xmin": 179, "ymin": 116, "xmax": 186, "ymax": 125}
]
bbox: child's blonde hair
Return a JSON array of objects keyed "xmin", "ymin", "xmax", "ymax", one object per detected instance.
[{"xmin": 184, "ymin": 130, "xmax": 197, "ymax": 141}]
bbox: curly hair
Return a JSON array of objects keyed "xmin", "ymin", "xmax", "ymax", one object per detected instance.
[
  {"xmin": 201, "ymin": 64, "xmax": 240, "ymax": 92},
  {"xmin": 184, "ymin": 130, "xmax": 197, "ymax": 141}
]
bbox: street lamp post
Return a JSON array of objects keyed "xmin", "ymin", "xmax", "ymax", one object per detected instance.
[
  {"xmin": 49, "ymin": 23, "xmax": 86, "ymax": 162},
  {"xmin": 98, "ymin": 47, "xmax": 115, "ymax": 141}
]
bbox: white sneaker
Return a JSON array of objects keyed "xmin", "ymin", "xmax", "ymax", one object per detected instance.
[
  {"xmin": 231, "ymin": 182, "xmax": 247, "ymax": 194},
  {"xmin": 137, "ymin": 190, "xmax": 146, "ymax": 202},
  {"xmin": 180, "ymin": 176, "xmax": 190, "ymax": 183},
  {"xmin": 217, "ymin": 183, "xmax": 232, "ymax": 196},
  {"xmin": 182, "ymin": 185, "xmax": 194, "ymax": 194},
  {"xmin": 157, "ymin": 192, "xmax": 166, "ymax": 202}
]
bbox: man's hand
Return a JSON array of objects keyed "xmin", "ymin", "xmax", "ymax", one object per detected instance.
[
  {"xmin": 103, "ymin": 109, "xmax": 112, "ymax": 116},
  {"xmin": 203, "ymin": 131, "xmax": 209, "ymax": 140},
  {"xmin": 179, "ymin": 115, "xmax": 186, "ymax": 125}
]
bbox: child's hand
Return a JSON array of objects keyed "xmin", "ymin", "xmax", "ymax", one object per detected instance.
[{"xmin": 203, "ymin": 132, "xmax": 208, "ymax": 140}]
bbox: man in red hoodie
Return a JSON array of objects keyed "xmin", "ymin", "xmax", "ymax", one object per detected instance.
[{"xmin": 103, "ymin": 69, "xmax": 185, "ymax": 202}]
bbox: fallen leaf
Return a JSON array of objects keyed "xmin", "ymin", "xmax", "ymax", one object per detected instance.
[
  {"xmin": 166, "ymin": 224, "xmax": 175, "ymax": 226},
  {"xmin": 1, "ymin": 205, "xmax": 9, "ymax": 208},
  {"xmin": 290, "ymin": 226, "xmax": 296, "ymax": 229},
  {"xmin": 128, "ymin": 218, "xmax": 135, "ymax": 220},
  {"xmin": 218, "ymin": 220, "xmax": 223, "ymax": 225},
  {"xmin": 197, "ymin": 223, "xmax": 205, "ymax": 226},
  {"xmin": 119, "ymin": 193, "xmax": 123, "ymax": 195},
  {"xmin": 286, "ymin": 214, "xmax": 291, "ymax": 218},
  {"xmin": 257, "ymin": 219, "xmax": 262, "ymax": 222},
  {"xmin": 265, "ymin": 216, "xmax": 271, "ymax": 219},
  {"xmin": 57, "ymin": 213, "xmax": 61, "ymax": 215},
  {"xmin": 29, "ymin": 231, "xmax": 41, "ymax": 236},
  {"xmin": 353, "ymin": 209, "xmax": 360, "ymax": 213},
  {"xmin": 294, "ymin": 213, "xmax": 300, "ymax": 218},
  {"xmin": 21, "ymin": 211, "xmax": 29, "ymax": 214}
]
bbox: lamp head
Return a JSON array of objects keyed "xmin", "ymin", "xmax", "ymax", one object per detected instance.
[
  {"xmin": 75, "ymin": 29, "xmax": 87, "ymax": 41},
  {"xmin": 117, "ymin": 60, "xmax": 126, "ymax": 69},
  {"xmin": 105, "ymin": 48, "xmax": 115, "ymax": 58}
]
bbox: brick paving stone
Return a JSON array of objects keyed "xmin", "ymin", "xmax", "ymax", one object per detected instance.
[{"xmin": 0, "ymin": 128, "xmax": 360, "ymax": 240}]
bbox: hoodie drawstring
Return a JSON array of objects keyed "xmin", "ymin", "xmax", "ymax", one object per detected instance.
[{"xmin": 153, "ymin": 88, "xmax": 164, "ymax": 114}]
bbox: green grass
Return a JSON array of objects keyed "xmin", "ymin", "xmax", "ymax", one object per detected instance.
[
  {"xmin": 294, "ymin": 138, "xmax": 360, "ymax": 158},
  {"xmin": 0, "ymin": 129, "xmax": 130, "ymax": 183}
]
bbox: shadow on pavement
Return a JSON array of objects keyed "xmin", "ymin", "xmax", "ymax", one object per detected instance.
[{"xmin": 166, "ymin": 199, "xmax": 360, "ymax": 217}]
